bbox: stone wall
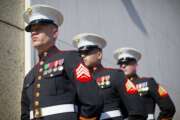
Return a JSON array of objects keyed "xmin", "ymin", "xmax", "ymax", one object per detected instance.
[{"xmin": 0, "ymin": 0, "xmax": 25, "ymax": 119}]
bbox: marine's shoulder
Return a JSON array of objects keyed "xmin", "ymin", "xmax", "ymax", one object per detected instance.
[
  {"xmin": 103, "ymin": 67, "xmax": 124, "ymax": 74},
  {"xmin": 60, "ymin": 49, "xmax": 79, "ymax": 56},
  {"xmin": 140, "ymin": 76, "xmax": 155, "ymax": 82},
  {"xmin": 25, "ymin": 63, "xmax": 38, "ymax": 77},
  {"xmin": 23, "ymin": 64, "xmax": 37, "ymax": 87},
  {"xmin": 140, "ymin": 77, "xmax": 154, "ymax": 80}
]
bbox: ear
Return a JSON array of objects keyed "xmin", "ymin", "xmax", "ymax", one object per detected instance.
[
  {"xmin": 97, "ymin": 51, "xmax": 103, "ymax": 60},
  {"xmin": 52, "ymin": 27, "xmax": 59, "ymax": 39},
  {"xmin": 135, "ymin": 63, "xmax": 138, "ymax": 68}
]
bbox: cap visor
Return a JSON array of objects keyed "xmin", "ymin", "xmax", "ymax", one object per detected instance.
[{"xmin": 25, "ymin": 19, "xmax": 56, "ymax": 32}]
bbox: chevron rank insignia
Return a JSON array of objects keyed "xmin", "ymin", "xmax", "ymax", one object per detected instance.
[
  {"xmin": 125, "ymin": 79, "xmax": 138, "ymax": 94},
  {"xmin": 75, "ymin": 63, "xmax": 92, "ymax": 83},
  {"xmin": 158, "ymin": 85, "xmax": 168, "ymax": 97}
]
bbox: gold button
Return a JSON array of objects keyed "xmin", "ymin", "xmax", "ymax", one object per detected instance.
[
  {"xmin": 35, "ymin": 109, "xmax": 40, "ymax": 116},
  {"xmin": 36, "ymin": 84, "xmax": 40, "ymax": 88},
  {"xmin": 44, "ymin": 52, "xmax": 48, "ymax": 57},
  {"xmin": 39, "ymin": 68, "xmax": 43, "ymax": 72},
  {"xmin": 40, "ymin": 61, "xmax": 44, "ymax": 65},
  {"xmin": 35, "ymin": 101, "xmax": 39, "ymax": 106},
  {"xmin": 38, "ymin": 76, "xmax": 42, "ymax": 80},
  {"xmin": 36, "ymin": 92, "xmax": 40, "ymax": 97}
]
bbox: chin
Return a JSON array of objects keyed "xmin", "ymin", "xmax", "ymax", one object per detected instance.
[
  {"xmin": 32, "ymin": 43, "xmax": 43, "ymax": 49},
  {"xmin": 124, "ymin": 73, "xmax": 129, "ymax": 76},
  {"xmin": 125, "ymin": 72, "xmax": 131, "ymax": 76}
]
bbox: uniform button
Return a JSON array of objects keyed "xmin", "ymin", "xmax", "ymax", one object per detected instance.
[
  {"xmin": 35, "ymin": 101, "xmax": 39, "ymax": 106},
  {"xmin": 36, "ymin": 92, "xmax": 40, "ymax": 97},
  {"xmin": 39, "ymin": 68, "xmax": 43, "ymax": 72},
  {"xmin": 40, "ymin": 61, "xmax": 44, "ymax": 65},
  {"xmin": 36, "ymin": 83, "xmax": 40, "ymax": 88},
  {"xmin": 130, "ymin": 77, "xmax": 134, "ymax": 81},
  {"xmin": 43, "ymin": 52, "xmax": 48, "ymax": 57},
  {"xmin": 38, "ymin": 76, "xmax": 42, "ymax": 80},
  {"xmin": 35, "ymin": 109, "xmax": 40, "ymax": 116}
]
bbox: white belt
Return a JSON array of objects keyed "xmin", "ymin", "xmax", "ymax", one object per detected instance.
[
  {"xmin": 147, "ymin": 114, "xmax": 155, "ymax": 120},
  {"xmin": 100, "ymin": 110, "xmax": 122, "ymax": 120},
  {"xmin": 30, "ymin": 104, "xmax": 75, "ymax": 119}
]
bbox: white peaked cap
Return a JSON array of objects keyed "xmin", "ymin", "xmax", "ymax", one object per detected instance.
[
  {"xmin": 72, "ymin": 33, "xmax": 107, "ymax": 49},
  {"xmin": 113, "ymin": 47, "xmax": 141, "ymax": 62},
  {"xmin": 23, "ymin": 4, "xmax": 63, "ymax": 31}
]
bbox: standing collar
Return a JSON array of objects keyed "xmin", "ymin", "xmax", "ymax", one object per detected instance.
[
  {"xmin": 38, "ymin": 45, "xmax": 60, "ymax": 60},
  {"xmin": 92, "ymin": 64, "xmax": 104, "ymax": 73},
  {"xmin": 126, "ymin": 73, "xmax": 139, "ymax": 80}
]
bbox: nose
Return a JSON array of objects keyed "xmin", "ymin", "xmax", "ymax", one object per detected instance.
[
  {"xmin": 31, "ymin": 31, "xmax": 38, "ymax": 37},
  {"xmin": 121, "ymin": 64, "xmax": 126, "ymax": 68},
  {"xmin": 120, "ymin": 64, "xmax": 126, "ymax": 71}
]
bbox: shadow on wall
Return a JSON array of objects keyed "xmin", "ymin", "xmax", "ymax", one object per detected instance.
[{"xmin": 121, "ymin": 0, "xmax": 148, "ymax": 36}]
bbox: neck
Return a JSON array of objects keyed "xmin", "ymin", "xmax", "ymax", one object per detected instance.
[
  {"xmin": 37, "ymin": 44, "xmax": 54, "ymax": 55},
  {"xmin": 126, "ymin": 73, "xmax": 138, "ymax": 80},
  {"xmin": 91, "ymin": 63, "xmax": 103, "ymax": 72},
  {"xmin": 96, "ymin": 63, "xmax": 103, "ymax": 69}
]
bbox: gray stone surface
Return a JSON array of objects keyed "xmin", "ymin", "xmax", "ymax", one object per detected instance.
[
  {"xmin": 0, "ymin": 0, "xmax": 24, "ymax": 119},
  {"xmin": 0, "ymin": 0, "xmax": 24, "ymax": 29}
]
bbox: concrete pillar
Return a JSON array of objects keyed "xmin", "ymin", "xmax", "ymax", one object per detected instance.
[{"xmin": 0, "ymin": 0, "xmax": 25, "ymax": 119}]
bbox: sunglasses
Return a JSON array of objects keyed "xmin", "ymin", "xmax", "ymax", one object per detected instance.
[
  {"xmin": 79, "ymin": 46, "xmax": 101, "ymax": 56},
  {"xmin": 118, "ymin": 58, "xmax": 137, "ymax": 66}
]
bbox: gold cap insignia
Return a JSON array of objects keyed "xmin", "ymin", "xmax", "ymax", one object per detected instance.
[{"xmin": 27, "ymin": 7, "xmax": 32, "ymax": 15}]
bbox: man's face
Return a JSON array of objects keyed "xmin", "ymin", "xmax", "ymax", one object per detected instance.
[
  {"xmin": 120, "ymin": 62, "xmax": 137, "ymax": 76},
  {"xmin": 80, "ymin": 49, "xmax": 102, "ymax": 68},
  {"xmin": 30, "ymin": 24, "xmax": 58, "ymax": 49}
]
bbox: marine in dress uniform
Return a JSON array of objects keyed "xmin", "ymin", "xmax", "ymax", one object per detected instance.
[
  {"xmin": 113, "ymin": 48, "xmax": 176, "ymax": 120},
  {"xmin": 21, "ymin": 5, "xmax": 102, "ymax": 120},
  {"xmin": 72, "ymin": 33, "xmax": 147, "ymax": 120}
]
